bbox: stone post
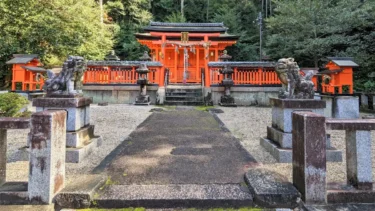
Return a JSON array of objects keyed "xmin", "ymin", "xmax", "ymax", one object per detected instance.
[
  {"xmin": 0, "ymin": 129, "xmax": 6, "ymax": 186},
  {"xmin": 28, "ymin": 110, "xmax": 67, "ymax": 204},
  {"xmin": 292, "ymin": 111, "xmax": 326, "ymax": 204},
  {"xmin": 346, "ymin": 130, "xmax": 373, "ymax": 190}
]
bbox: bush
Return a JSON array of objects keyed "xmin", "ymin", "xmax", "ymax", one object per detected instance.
[{"xmin": 0, "ymin": 93, "xmax": 29, "ymax": 117}]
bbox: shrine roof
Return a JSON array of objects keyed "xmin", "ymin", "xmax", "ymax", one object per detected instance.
[
  {"xmin": 208, "ymin": 62, "xmax": 276, "ymax": 68},
  {"xmin": 135, "ymin": 33, "xmax": 239, "ymax": 41},
  {"xmin": 6, "ymin": 54, "xmax": 40, "ymax": 64},
  {"xmin": 21, "ymin": 66, "xmax": 47, "ymax": 72},
  {"xmin": 87, "ymin": 61, "xmax": 162, "ymax": 67},
  {"xmin": 143, "ymin": 21, "xmax": 228, "ymax": 33},
  {"xmin": 327, "ymin": 57, "xmax": 359, "ymax": 67}
]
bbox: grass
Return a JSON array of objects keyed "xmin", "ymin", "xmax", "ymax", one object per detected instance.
[{"xmin": 195, "ymin": 105, "xmax": 215, "ymax": 111}]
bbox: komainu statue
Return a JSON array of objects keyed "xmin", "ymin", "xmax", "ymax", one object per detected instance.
[
  {"xmin": 43, "ymin": 56, "xmax": 86, "ymax": 95},
  {"xmin": 276, "ymin": 58, "xmax": 315, "ymax": 99}
]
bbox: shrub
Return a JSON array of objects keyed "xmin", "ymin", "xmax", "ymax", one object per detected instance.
[{"xmin": 0, "ymin": 93, "xmax": 29, "ymax": 117}]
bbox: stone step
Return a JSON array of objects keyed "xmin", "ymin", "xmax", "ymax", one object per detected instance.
[
  {"xmin": 166, "ymin": 91, "xmax": 203, "ymax": 95},
  {"xmin": 94, "ymin": 184, "xmax": 253, "ymax": 209},
  {"xmin": 166, "ymin": 85, "xmax": 202, "ymax": 89},
  {"xmin": 166, "ymin": 96, "xmax": 204, "ymax": 101},
  {"xmin": 164, "ymin": 100, "xmax": 205, "ymax": 106},
  {"xmin": 166, "ymin": 89, "xmax": 203, "ymax": 94}
]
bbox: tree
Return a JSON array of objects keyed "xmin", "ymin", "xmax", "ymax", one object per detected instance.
[
  {"xmin": 265, "ymin": 0, "xmax": 375, "ymax": 91},
  {"xmin": 0, "ymin": 0, "xmax": 115, "ymax": 88}
]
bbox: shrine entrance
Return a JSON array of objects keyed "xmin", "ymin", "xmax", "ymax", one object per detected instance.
[{"xmin": 135, "ymin": 22, "xmax": 238, "ymax": 86}]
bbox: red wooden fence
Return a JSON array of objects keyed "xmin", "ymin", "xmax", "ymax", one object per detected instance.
[
  {"xmin": 210, "ymin": 67, "xmax": 281, "ymax": 86},
  {"xmin": 83, "ymin": 66, "xmax": 161, "ymax": 85}
]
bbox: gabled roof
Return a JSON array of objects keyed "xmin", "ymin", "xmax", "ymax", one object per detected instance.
[
  {"xmin": 327, "ymin": 57, "xmax": 359, "ymax": 67},
  {"xmin": 208, "ymin": 62, "xmax": 276, "ymax": 68},
  {"xmin": 87, "ymin": 61, "xmax": 162, "ymax": 67},
  {"xmin": 143, "ymin": 21, "xmax": 228, "ymax": 33},
  {"xmin": 21, "ymin": 66, "xmax": 46, "ymax": 72},
  {"xmin": 6, "ymin": 54, "xmax": 40, "ymax": 64}
]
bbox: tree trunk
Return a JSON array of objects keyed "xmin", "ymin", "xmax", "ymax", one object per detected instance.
[{"xmin": 181, "ymin": 0, "xmax": 184, "ymax": 19}]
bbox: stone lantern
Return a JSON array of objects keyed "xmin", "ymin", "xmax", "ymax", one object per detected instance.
[
  {"xmin": 219, "ymin": 50, "xmax": 236, "ymax": 107},
  {"xmin": 135, "ymin": 51, "xmax": 152, "ymax": 105}
]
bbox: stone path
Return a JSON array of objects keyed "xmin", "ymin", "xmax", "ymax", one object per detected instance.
[{"xmin": 93, "ymin": 109, "xmax": 256, "ymax": 185}]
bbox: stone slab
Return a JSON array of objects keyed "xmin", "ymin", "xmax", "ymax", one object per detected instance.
[
  {"xmin": 66, "ymin": 136, "xmax": 102, "ymax": 163},
  {"xmin": 332, "ymin": 96, "xmax": 359, "ymax": 119},
  {"xmin": 28, "ymin": 110, "xmax": 67, "ymax": 204},
  {"xmin": 270, "ymin": 98, "xmax": 326, "ymax": 109},
  {"xmin": 244, "ymin": 168, "xmax": 301, "ymax": 209},
  {"xmin": 0, "ymin": 130, "xmax": 6, "ymax": 186},
  {"xmin": 33, "ymin": 97, "xmax": 92, "ymax": 108},
  {"xmin": 346, "ymin": 130, "xmax": 373, "ymax": 190},
  {"xmin": 260, "ymin": 138, "xmax": 342, "ymax": 163},
  {"xmin": 94, "ymin": 184, "xmax": 253, "ymax": 209},
  {"xmin": 66, "ymin": 125, "xmax": 95, "ymax": 148},
  {"xmin": 54, "ymin": 174, "xmax": 105, "ymax": 209},
  {"xmin": 0, "ymin": 118, "xmax": 30, "ymax": 129},
  {"xmin": 292, "ymin": 112, "xmax": 326, "ymax": 204},
  {"xmin": 326, "ymin": 183, "xmax": 375, "ymax": 204},
  {"xmin": 0, "ymin": 205, "xmax": 54, "ymax": 211},
  {"xmin": 0, "ymin": 182, "xmax": 28, "ymax": 205},
  {"xmin": 326, "ymin": 118, "xmax": 375, "ymax": 130},
  {"xmin": 321, "ymin": 95, "xmax": 333, "ymax": 118},
  {"xmin": 267, "ymin": 126, "xmax": 292, "ymax": 148}
]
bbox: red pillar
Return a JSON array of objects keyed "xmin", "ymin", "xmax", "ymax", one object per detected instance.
[
  {"xmin": 204, "ymin": 36, "xmax": 210, "ymax": 87},
  {"xmin": 160, "ymin": 35, "xmax": 166, "ymax": 87}
]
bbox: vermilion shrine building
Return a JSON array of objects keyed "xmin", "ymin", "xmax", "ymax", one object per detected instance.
[{"xmin": 83, "ymin": 22, "xmax": 281, "ymax": 105}]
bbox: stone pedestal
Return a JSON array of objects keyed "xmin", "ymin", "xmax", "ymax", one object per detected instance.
[
  {"xmin": 28, "ymin": 110, "xmax": 66, "ymax": 204},
  {"xmin": 260, "ymin": 98, "xmax": 342, "ymax": 163},
  {"xmin": 332, "ymin": 96, "xmax": 359, "ymax": 119},
  {"xmin": 32, "ymin": 97, "xmax": 102, "ymax": 163}
]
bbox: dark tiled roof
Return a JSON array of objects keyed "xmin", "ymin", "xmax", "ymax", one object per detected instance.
[
  {"xmin": 87, "ymin": 61, "xmax": 162, "ymax": 67},
  {"xmin": 208, "ymin": 62, "xmax": 276, "ymax": 68},
  {"xmin": 6, "ymin": 54, "xmax": 39, "ymax": 64},
  {"xmin": 327, "ymin": 57, "xmax": 359, "ymax": 67},
  {"xmin": 21, "ymin": 66, "xmax": 47, "ymax": 72},
  {"xmin": 144, "ymin": 22, "xmax": 228, "ymax": 33},
  {"xmin": 135, "ymin": 33, "xmax": 239, "ymax": 41}
]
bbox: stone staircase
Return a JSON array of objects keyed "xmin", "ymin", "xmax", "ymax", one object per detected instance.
[{"xmin": 165, "ymin": 84, "xmax": 204, "ymax": 106}]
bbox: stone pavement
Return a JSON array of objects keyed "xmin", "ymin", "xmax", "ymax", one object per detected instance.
[{"xmin": 93, "ymin": 108, "xmax": 256, "ymax": 184}]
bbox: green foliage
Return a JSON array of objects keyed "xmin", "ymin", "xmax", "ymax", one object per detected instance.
[
  {"xmin": 265, "ymin": 0, "xmax": 375, "ymax": 91},
  {"xmin": 0, "ymin": 93, "xmax": 29, "ymax": 117},
  {"xmin": 0, "ymin": 0, "xmax": 115, "ymax": 88},
  {"xmin": 166, "ymin": 12, "xmax": 186, "ymax": 23}
]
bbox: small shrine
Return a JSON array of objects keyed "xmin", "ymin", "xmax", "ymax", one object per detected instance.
[
  {"xmin": 6, "ymin": 54, "xmax": 46, "ymax": 92},
  {"xmin": 319, "ymin": 57, "xmax": 359, "ymax": 95}
]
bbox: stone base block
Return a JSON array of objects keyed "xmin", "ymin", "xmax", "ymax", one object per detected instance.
[
  {"xmin": 66, "ymin": 125, "xmax": 95, "ymax": 148},
  {"xmin": 54, "ymin": 174, "xmax": 105, "ymax": 209},
  {"xmin": 135, "ymin": 95, "xmax": 150, "ymax": 105},
  {"xmin": 66, "ymin": 136, "xmax": 102, "ymax": 163},
  {"xmin": 327, "ymin": 183, "xmax": 375, "ymax": 204},
  {"xmin": 267, "ymin": 126, "xmax": 292, "ymax": 148},
  {"xmin": 219, "ymin": 95, "xmax": 237, "ymax": 107},
  {"xmin": 245, "ymin": 168, "xmax": 301, "ymax": 208},
  {"xmin": 260, "ymin": 137, "xmax": 342, "ymax": 163},
  {"xmin": 333, "ymin": 96, "xmax": 359, "ymax": 119}
]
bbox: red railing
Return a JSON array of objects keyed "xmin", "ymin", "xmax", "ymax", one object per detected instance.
[
  {"xmin": 83, "ymin": 66, "xmax": 161, "ymax": 85},
  {"xmin": 210, "ymin": 67, "xmax": 281, "ymax": 86}
]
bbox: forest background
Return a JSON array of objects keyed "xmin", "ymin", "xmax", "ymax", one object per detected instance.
[{"xmin": 0, "ymin": 0, "xmax": 374, "ymax": 91}]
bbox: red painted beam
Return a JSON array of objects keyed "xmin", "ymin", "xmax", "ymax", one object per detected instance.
[{"xmin": 150, "ymin": 32, "xmax": 221, "ymax": 37}]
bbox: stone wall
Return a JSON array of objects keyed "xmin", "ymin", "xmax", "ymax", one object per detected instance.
[
  {"xmin": 210, "ymin": 86, "xmax": 279, "ymax": 106},
  {"xmin": 83, "ymin": 85, "xmax": 279, "ymax": 106},
  {"xmin": 83, "ymin": 85, "xmax": 158, "ymax": 104}
]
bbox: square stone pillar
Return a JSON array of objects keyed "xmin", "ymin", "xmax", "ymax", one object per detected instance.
[
  {"xmin": 0, "ymin": 129, "xmax": 6, "ymax": 186},
  {"xmin": 346, "ymin": 130, "xmax": 373, "ymax": 190},
  {"xmin": 292, "ymin": 112, "xmax": 326, "ymax": 204},
  {"xmin": 332, "ymin": 96, "xmax": 359, "ymax": 119},
  {"xmin": 28, "ymin": 110, "xmax": 67, "ymax": 204}
]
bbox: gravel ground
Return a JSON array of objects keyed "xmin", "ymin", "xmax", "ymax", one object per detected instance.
[
  {"xmin": 216, "ymin": 106, "xmax": 375, "ymax": 184},
  {"xmin": 6, "ymin": 104, "xmax": 155, "ymax": 182}
]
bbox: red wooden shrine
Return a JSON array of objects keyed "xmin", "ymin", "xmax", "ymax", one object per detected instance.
[
  {"xmin": 6, "ymin": 54, "xmax": 46, "ymax": 91},
  {"xmin": 319, "ymin": 57, "xmax": 358, "ymax": 95}
]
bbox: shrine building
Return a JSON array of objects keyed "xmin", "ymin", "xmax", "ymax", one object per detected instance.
[{"xmin": 83, "ymin": 22, "xmax": 281, "ymax": 105}]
